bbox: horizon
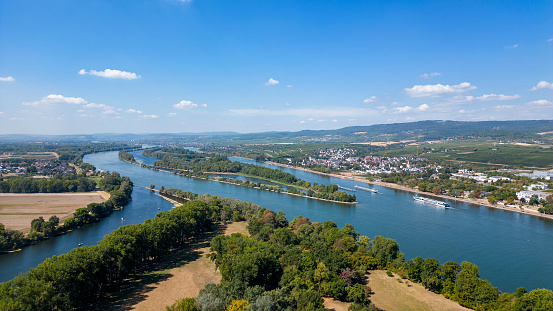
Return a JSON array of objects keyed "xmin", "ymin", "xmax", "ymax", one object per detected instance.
[{"xmin": 1, "ymin": 1, "xmax": 552, "ymax": 135}]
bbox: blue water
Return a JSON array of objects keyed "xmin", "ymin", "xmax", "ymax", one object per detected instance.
[{"xmin": 1, "ymin": 149, "xmax": 552, "ymax": 294}]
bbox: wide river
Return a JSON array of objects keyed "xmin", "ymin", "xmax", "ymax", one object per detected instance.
[{"xmin": 1, "ymin": 149, "xmax": 552, "ymax": 293}]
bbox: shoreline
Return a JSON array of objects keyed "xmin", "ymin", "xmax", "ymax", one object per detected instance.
[{"xmin": 265, "ymin": 161, "xmax": 553, "ymax": 221}]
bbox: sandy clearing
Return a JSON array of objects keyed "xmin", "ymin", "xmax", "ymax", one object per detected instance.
[
  {"xmin": 0, "ymin": 192, "xmax": 106, "ymax": 231},
  {"xmin": 368, "ymin": 270, "xmax": 470, "ymax": 311},
  {"xmin": 323, "ymin": 297, "xmax": 350, "ymax": 311},
  {"xmin": 111, "ymin": 221, "xmax": 248, "ymax": 311}
]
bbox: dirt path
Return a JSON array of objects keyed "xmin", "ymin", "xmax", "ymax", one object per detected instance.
[
  {"xmin": 368, "ymin": 270, "xmax": 470, "ymax": 311},
  {"xmin": 108, "ymin": 221, "xmax": 247, "ymax": 311}
]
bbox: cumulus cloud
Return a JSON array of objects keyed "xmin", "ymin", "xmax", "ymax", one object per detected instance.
[
  {"xmin": 525, "ymin": 100, "xmax": 552, "ymax": 106},
  {"xmin": 393, "ymin": 104, "xmax": 429, "ymax": 113},
  {"xmin": 23, "ymin": 94, "xmax": 87, "ymax": 106},
  {"xmin": 287, "ymin": 85, "xmax": 293, "ymax": 88},
  {"xmin": 530, "ymin": 81, "xmax": 553, "ymax": 91},
  {"xmin": 201, "ymin": 103, "xmax": 207, "ymax": 108},
  {"xmin": 173, "ymin": 100, "xmax": 198, "ymax": 109},
  {"xmin": 168, "ymin": 112, "xmax": 177, "ymax": 117},
  {"xmin": 363, "ymin": 96, "xmax": 377, "ymax": 104},
  {"xmin": 404, "ymin": 82, "xmax": 476, "ymax": 98},
  {"xmin": 79, "ymin": 68, "xmax": 140, "ymax": 80},
  {"xmin": 264, "ymin": 78, "xmax": 279, "ymax": 86},
  {"xmin": 420, "ymin": 72, "xmax": 441, "ymax": 79},
  {"xmin": 102, "ymin": 109, "xmax": 118, "ymax": 115},
  {"xmin": 84, "ymin": 103, "xmax": 114, "ymax": 110},
  {"xmin": 0, "ymin": 76, "xmax": 15, "ymax": 82},
  {"xmin": 125, "ymin": 109, "xmax": 143, "ymax": 114},
  {"xmin": 476, "ymin": 94, "xmax": 521, "ymax": 101},
  {"xmin": 143, "ymin": 114, "xmax": 159, "ymax": 119}
]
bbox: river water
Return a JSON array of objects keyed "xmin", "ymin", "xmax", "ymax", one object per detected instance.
[{"xmin": 1, "ymin": 149, "xmax": 552, "ymax": 293}]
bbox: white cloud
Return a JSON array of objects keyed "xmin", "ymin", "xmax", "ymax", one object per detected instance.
[
  {"xmin": 201, "ymin": 103, "xmax": 207, "ymax": 108},
  {"xmin": 287, "ymin": 85, "xmax": 293, "ymax": 88},
  {"xmin": 420, "ymin": 72, "xmax": 441, "ymax": 79},
  {"xmin": 173, "ymin": 100, "xmax": 198, "ymax": 109},
  {"xmin": 84, "ymin": 103, "xmax": 114, "ymax": 110},
  {"xmin": 0, "ymin": 76, "xmax": 15, "ymax": 82},
  {"xmin": 548, "ymin": 38, "xmax": 553, "ymax": 42},
  {"xmin": 299, "ymin": 120, "xmax": 306, "ymax": 124},
  {"xmin": 405, "ymin": 117, "xmax": 415, "ymax": 121},
  {"xmin": 405, "ymin": 82, "xmax": 476, "ymax": 97},
  {"xmin": 393, "ymin": 106, "xmax": 413, "ymax": 113},
  {"xmin": 168, "ymin": 112, "xmax": 177, "ymax": 117},
  {"xmin": 476, "ymin": 94, "xmax": 521, "ymax": 101},
  {"xmin": 23, "ymin": 94, "xmax": 87, "ymax": 106},
  {"xmin": 530, "ymin": 81, "xmax": 553, "ymax": 91},
  {"xmin": 493, "ymin": 105, "xmax": 516, "ymax": 111},
  {"xmin": 79, "ymin": 68, "xmax": 140, "ymax": 80},
  {"xmin": 264, "ymin": 78, "xmax": 279, "ymax": 86},
  {"xmin": 363, "ymin": 96, "xmax": 377, "ymax": 104},
  {"xmin": 505, "ymin": 44, "xmax": 519, "ymax": 48},
  {"xmin": 10, "ymin": 117, "xmax": 23, "ymax": 121},
  {"xmin": 525, "ymin": 100, "xmax": 552, "ymax": 106},
  {"xmin": 417, "ymin": 104, "xmax": 430, "ymax": 111},
  {"xmin": 102, "ymin": 109, "xmax": 118, "ymax": 115},
  {"xmin": 0, "ymin": 112, "xmax": 4, "ymax": 116},
  {"xmin": 143, "ymin": 114, "xmax": 159, "ymax": 119},
  {"xmin": 393, "ymin": 104, "xmax": 429, "ymax": 113},
  {"xmin": 125, "ymin": 109, "xmax": 143, "ymax": 114}
]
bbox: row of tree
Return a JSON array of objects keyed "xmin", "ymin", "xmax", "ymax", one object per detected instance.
[
  {"xmin": 0, "ymin": 176, "xmax": 97, "ymax": 193},
  {"xmin": 0, "ymin": 172, "xmax": 133, "ymax": 253}
]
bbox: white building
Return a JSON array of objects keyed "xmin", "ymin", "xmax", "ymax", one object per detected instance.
[{"xmin": 516, "ymin": 190, "xmax": 549, "ymax": 202}]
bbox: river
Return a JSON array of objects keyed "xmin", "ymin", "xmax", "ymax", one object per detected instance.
[{"xmin": 1, "ymin": 149, "xmax": 552, "ymax": 293}]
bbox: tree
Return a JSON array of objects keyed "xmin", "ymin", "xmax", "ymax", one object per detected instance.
[
  {"xmin": 487, "ymin": 196, "xmax": 498, "ymax": 205},
  {"xmin": 150, "ymin": 184, "xmax": 155, "ymax": 191},
  {"xmin": 473, "ymin": 189, "xmax": 481, "ymax": 198},
  {"xmin": 432, "ymin": 186, "xmax": 441, "ymax": 195},
  {"xmin": 226, "ymin": 300, "xmax": 248, "ymax": 311}
]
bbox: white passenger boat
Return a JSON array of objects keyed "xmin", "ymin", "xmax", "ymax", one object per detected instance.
[
  {"xmin": 413, "ymin": 196, "xmax": 450, "ymax": 208},
  {"xmin": 354, "ymin": 185, "xmax": 378, "ymax": 193}
]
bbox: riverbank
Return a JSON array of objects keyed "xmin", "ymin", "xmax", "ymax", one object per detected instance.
[{"xmin": 265, "ymin": 161, "xmax": 553, "ymax": 221}]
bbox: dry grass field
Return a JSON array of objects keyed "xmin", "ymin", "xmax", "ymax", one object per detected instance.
[
  {"xmin": 0, "ymin": 192, "xmax": 107, "ymax": 231},
  {"xmin": 368, "ymin": 270, "xmax": 470, "ymax": 311},
  {"xmin": 104, "ymin": 221, "xmax": 248, "ymax": 311}
]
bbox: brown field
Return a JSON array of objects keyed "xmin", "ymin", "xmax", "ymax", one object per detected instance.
[
  {"xmin": 0, "ymin": 152, "xmax": 59, "ymax": 160},
  {"xmin": 368, "ymin": 270, "xmax": 470, "ymax": 311},
  {"xmin": 104, "ymin": 221, "xmax": 248, "ymax": 311},
  {"xmin": 352, "ymin": 141, "xmax": 400, "ymax": 146},
  {"xmin": 0, "ymin": 192, "xmax": 107, "ymax": 231}
]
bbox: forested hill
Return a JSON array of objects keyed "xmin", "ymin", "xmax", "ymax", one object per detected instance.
[
  {"xmin": 2, "ymin": 120, "xmax": 552, "ymax": 144},
  {"xmin": 233, "ymin": 120, "xmax": 553, "ymax": 143}
]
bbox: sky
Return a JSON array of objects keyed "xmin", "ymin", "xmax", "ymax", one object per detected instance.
[{"xmin": 0, "ymin": 0, "xmax": 552, "ymax": 135}]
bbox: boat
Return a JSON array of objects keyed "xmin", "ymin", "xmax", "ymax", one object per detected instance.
[
  {"xmin": 338, "ymin": 185, "xmax": 355, "ymax": 192},
  {"xmin": 354, "ymin": 185, "xmax": 378, "ymax": 193},
  {"xmin": 413, "ymin": 196, "xmax": 450, "ymax": 208}
]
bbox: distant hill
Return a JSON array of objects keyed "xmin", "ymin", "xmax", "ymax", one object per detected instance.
[{"xmin": 1, "ymin": 120, "xmax": 552, "ymax": 143}]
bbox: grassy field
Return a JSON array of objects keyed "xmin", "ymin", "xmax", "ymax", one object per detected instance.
[
  {"xmin": 0, "ymin": 192, "xmax": 107, "ymax": 231},
  {"xmin": 99, "ymin": 221, "xmax": 248, "ymax": 311},
  {"xmin": 368, "ymin": 270, "xmax": 470, "ymax": 311}
]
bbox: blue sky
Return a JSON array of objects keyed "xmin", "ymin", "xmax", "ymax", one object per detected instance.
[{"xmin": 0, "ymin": 0, "xmax": 552, "ymax": 135}]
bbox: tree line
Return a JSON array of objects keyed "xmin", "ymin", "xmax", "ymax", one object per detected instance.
[{"xmin": 0, "ymin": 171, "xmax": 133, "ymax": 253}]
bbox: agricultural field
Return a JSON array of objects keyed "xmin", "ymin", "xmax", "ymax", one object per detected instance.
[
  {"xmin": 0, "ymin": 192, "xmax": 107, "ymax": 231},
  {"xmin": 373, "ymin": 140, "xmax": 553, "ymax": 169}
]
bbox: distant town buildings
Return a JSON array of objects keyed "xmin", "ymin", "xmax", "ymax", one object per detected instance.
[{"xmin": 516, "ymin": 170, "xmax": 553, "ymax": 180}]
